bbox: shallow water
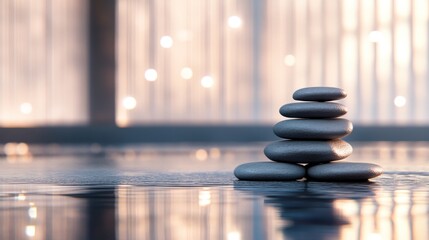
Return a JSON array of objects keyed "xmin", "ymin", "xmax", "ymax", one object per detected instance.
[{"xmin": 0, "ymin": 142, "xmax": 428, "ymax": 240}]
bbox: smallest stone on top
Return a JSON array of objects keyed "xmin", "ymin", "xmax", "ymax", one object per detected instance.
[{"xmin": 293, "ymin": 87, "xmax": 347, "ymax": 101}]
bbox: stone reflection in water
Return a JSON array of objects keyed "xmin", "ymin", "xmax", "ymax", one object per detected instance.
[
  {"xmin": 234, "ymin": 181, "xmax": 429, "ymax": 240},
  {"xmin": 234, "ymin": 181, "xmax": 357, "ymax": 240}
]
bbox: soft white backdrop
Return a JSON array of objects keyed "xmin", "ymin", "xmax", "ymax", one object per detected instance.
[{"xmin": 0, "ymin": 0, "xmax": 428, "ymax": 126}]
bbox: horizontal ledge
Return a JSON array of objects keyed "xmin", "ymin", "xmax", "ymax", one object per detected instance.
[{"xmin": 0, "ymin": 125, "xmax": 428, "ymax": 144}]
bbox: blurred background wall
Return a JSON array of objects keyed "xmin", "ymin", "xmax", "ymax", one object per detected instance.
[
  {"xmin": 0, "ymin": 0, "xmax": 428, "ymax": 142},
  {"xmin": 116, "ymin": 0, "xmax": 429, "ymax": 125},
  {"xmin": 0, "ymin": 0, "xmax": 88, "ymax": 126}
]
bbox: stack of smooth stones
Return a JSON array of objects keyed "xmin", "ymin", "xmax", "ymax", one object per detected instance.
[{"xmin": 234, "ymin": 87, "xmax": 383, "ymax": 182}]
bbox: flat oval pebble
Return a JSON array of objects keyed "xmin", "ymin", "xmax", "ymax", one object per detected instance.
[
  {"xmin": 293, "ymin": 87, "xmax": 347, "ymax": 101},
  {"xmin": 234, "ymin": 162, "xmax": 306, "ymax": 181},
  {"xmin": 264, "ymin": 139, "xmax": 353, "ymax": 163},
  {"xmin": 279, "ymin": 102, "xmax": 347, "ymax": 119},
  {"xmin": 273, "ymin": 119, "xmax": 353, "ymax": 140},
  {"xmin": 306, "ymin": 162, "xmax": 383, "ymax": 181}
]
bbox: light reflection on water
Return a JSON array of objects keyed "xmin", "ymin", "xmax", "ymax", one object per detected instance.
[
  {"xmin": 0, "ymin": 142, "xmax": 428, "ymax": 239},
  {"xmin": 0, "ymin": 181, "xmax": 427, "ymax": 240}
]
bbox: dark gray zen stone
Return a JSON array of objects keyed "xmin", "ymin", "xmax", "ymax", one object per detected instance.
[
  {"xmin": 279, "ymin": 102, "xmax": 347, "ymax": 119},
  {"xmin": 306, "ymin": 162, "xmax": 383, "ymax": 181},
  {"xmin": 293, "ymin": 87, "xmax": 347, "ymax": 101},
  {"xmin": 264, "ymin": 139, "xmax": 353, "ymax": 163},
  {"xmin": 234, "ymin": 162, "xmax": 306, "ymax": 181},
  {"xmin": 273, "ymin": 119, "xmax": 353, "ymax": 140}
]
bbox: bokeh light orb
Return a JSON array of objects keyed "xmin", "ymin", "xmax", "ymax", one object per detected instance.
[
  {"xmin": 284, "ymin": 54, "xmax": 296, "ymax": 66},
  {"xmin": 394, "ymin": 96, "xmax": 406, "ymax": 107},
  {"xmin": 144, "ymin": 68, "xmax": 158, "ymax": 81},
  {"xmin": 228, "ymin": 16, "xmax": 242, "ymax": 28},
  {"xmin": 201, "ymin": 76, "xmax": 214, "ymax": 88},
  {"xmin": 20, "ymin": 103, "xmax": 33, "ymax": 114},
  {"xmin": 160, "ymin": 36, "xmax": 173, "ymax": 48},
  {"xmin": 181, "ymin": 67, "xmax": 193, "ymax": 79},
  {"xmin": 122, "ymin": 96, "xmax": 137, "ymax": 110}
]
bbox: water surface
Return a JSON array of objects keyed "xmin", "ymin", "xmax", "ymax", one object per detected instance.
[{"xmin": 0, "ymin": 142, "xmax": 428, "ymax": 240}]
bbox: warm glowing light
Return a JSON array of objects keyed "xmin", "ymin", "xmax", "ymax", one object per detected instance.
[
  {"xmin": 228, "ymin": 16, "xmax": 242, "ymax": 28},
  {"xmin": 394, "ymin": 96, "xmax": 406, "ymax": 107},
  {"xmin": 144, "ymin": 68, "xmax": 158, "ymax": 81},
  {"xmin": 4, "ymin": 142, "xmax": 17, "ymax": 155},
  {"xmin": 361, "ymin": 201, "xmax": 377, "ymax": 215},
  {"xmin": 368, "ymin": 31, "xmax": 384, "ymax": 43},
  {"xmin": 16, "ymin": 143, "xmax": 29, "ymax": 155},
  {"xmin": 4, "ymin": 142, "xmax": 30, "ymax": 156},
  {"xmin": 198, "ymin": 190, "xmax": 211, "ymax": 206},
  {"xmin": 284, "ymin": 54, "xmax": 296, "ymax": 66},
  {"xmin": 122, "ymin": 96, "xmax": 137, "ymax": 110},
  {"xmin": 25, "ymin": 225, "xmax": 36, "ymax": 237},
  {"xmin": 201, "ymin": 76, "xmax": 214, "ymax": 88},
  {"xmin": 367, "ymin": 232, "xmax": 383, "ymax": 240},
  {"xmin": 394, "ymin": 189, "xmax": 410, "ymax": 203},
  {"xmin": 209, "ymin": 148, "xmax": 221, "ymax": 159},
  {"xmin": 16, "ymin": 193, "xmax": 26, "ymax": 201},
  {"xmin": 28, "ymin": 207, "xmax": 37, "ymax": 219},
  {"xmin": 160, "ymin": 35, "xmax": 173, "ymax": 48},
  {"xmin": 227, "ymin": 231, "xmax": 241, "ymax": 240},
  {"xmin": 20, "ymin": 103, "xmax": 33, "ymax": 114},
  {"xmin": 116, "ymin": 118, "xmax": 129, "ymax": 127},
  {"xmin": 180, "ymin": 67, "xmax": 193, "ymax": 79},
  {"xmin": 333, "ymin": 199, "xmax": 359, "ymax": 216},
  {"xmin": 195, "ymin": 149, "xmax": 208, "ymax": 161}
]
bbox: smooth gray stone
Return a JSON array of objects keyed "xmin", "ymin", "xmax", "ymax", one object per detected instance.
[
  {"xmin": 264, "ymin": 139, "xmax": 353, "ymax": 163},
  {"xmin": 306, "ymin": 162, "xmax": 383, "ymax": 181},
  {"xmin": 279, "ymin": 102, "xmax": 347, "ymax": 119},
  {"xmin": 273, "ymin": 119, "xmax": 353, "ymax": 140},
  {"xmin": 293, "ymin": 87, "xmax": 347, "ymax": 101},
  {"xmin": 234, "ymin": 162, "xmax": 306, "ymax": 181}
]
